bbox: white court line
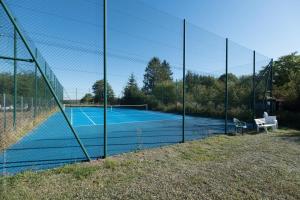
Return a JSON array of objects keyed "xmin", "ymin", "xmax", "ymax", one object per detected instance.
[
  {"xmin": 81, "ymin": 110, "xmax": 97, "ymax": 125},
  {"xmin": 86, "ymin": 113, "xmax": 166, "ymax": 118},
  {"xmin": 74, "ymin": 118, "xmax": 181, "ymax": 128}
]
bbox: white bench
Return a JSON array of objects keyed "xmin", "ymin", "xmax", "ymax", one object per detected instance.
[{"xmin": 254, "ymin": 118, "xmax": 277, "ymax": 133}]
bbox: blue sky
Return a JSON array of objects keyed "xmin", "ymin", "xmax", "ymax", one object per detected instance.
[
  {"xmin": 4, "ymin": 0, "xmax": 299, "ymax": 99},
  {"xmin": 141, "ymin": 0, "xmax": 300, "ymax": 59}
]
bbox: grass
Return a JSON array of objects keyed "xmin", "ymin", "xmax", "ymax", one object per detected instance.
[{"xmin": 1, "ymin": 129, "xmax": 300, "ymax": 199}]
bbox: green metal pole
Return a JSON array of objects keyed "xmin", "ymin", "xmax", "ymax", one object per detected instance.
[
  {"xmin": 225, "ymin": 38, "xmax": 229, "ymax": 134},
  {"xmin": 0, "ymin": 0, "xmax": 91, "ymax": 161},
  {"xmin": 182, "ymin": 19, "xmax": 186, "ymax": 143},
  {"xmin": 76, "ymin": 88, "xmax": 78, "ymax": 105},
  {"xmin": 34, "ymin": 48, "xmax": 37, "ymax": 118},
  {"xmin": 3, "ymin": 93, "xmax": 6, "ymax": 132},
  {"xmin": 103, "ymin": 0, "xmax": 108, "ymax": 158},
  {"xmin": 176, "ymin": 79, "xmax": 178, "ymax": 110},
  {"xmin": 0, "ymin": 55, "xmax": 33, "ymax": 62},
  {"xmin": 270, "ymin": 59, "xmax": 274, "ymax": 114},
  {"xmin": 13, "ymin": 24, "xmax": 17, "ymax": 129},
  {"xmin": 44, "ymin": 62, "xmax": 47, "ymax": 105},
  {"xmin": 252, "ymin": 50, "xmax": 256, "ymax": 126},
  {"xmin": 21, "ymin": 96, "xmax": 23, "ymax": 116}
]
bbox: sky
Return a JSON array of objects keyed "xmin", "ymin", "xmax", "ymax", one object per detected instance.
[
  {"xmin": 3, "ymin": 0, "xmax": 299, "ymax": 99},
  {"xmin": 141, "ymin": 0, "xmax": 300, "ymax": 59}
]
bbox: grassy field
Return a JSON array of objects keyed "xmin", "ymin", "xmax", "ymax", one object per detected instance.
[{"xmin": 1, "ymin": 129, "xmax": 300, "ymax": 199}]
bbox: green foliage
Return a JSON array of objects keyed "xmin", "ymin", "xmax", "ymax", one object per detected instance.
[
  {"xmin": 152, "ymin": 81, "xmax": 177, "ymax": 105},
  {"xmin": 121, "ymin": 74, "xmax": 145, "ymax": 105},
  {"xmin": 142, "ymin": 57, "xmax": 173, "ymax": 94},
  {"xmin": 116, "ymin": 57, "xmax": 266, "ymax": 121},
  {"xmin": 218, "ymin": 73, "xmax": 239, "ymax": 83},
  {"xmin": 0, "ymin": 72, "xmax": 14, "ymax": 94},
  {"xmin": 0, "ymin": 71, "xmax": 53, "ymax": 106},
  {"xmin": 80, "ymin": 93, "xmax": 94, "ymax": 104},
  {"xmin": 273, "ymin": 52, "xmax": 300, "ymax": 110},
  {"xmin": 92, "ymin": 79, "xmax": 115, "ymax": 104}
]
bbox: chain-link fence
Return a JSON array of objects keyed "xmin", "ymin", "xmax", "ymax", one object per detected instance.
[{"xmin": 0, "ymin": 0, "xmax": 272, "ymax": 175}]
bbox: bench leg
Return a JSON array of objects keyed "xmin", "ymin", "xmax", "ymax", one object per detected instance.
[
  {"xmin": 272, "ymin": 126, "xmax": 275, "ymax": 131},
  {"xmin": 264, "ymin": 127, "xmax": 268, "ymax": 133}
]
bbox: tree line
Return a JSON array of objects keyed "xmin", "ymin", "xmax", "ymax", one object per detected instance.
[
  {"xmin": 81, "ymin": 57, "xmax": 273, "ymax": 121},
  {"xmin": 1, "ymin": 53, "xmax": 298, "ymax": 126}
]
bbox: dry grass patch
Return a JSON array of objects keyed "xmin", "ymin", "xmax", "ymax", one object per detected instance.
[{"xmin": 1, "ymin": 129, "xmax": 300, "ymax": 199}]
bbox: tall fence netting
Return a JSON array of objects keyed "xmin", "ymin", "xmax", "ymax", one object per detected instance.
[
  {"xmin": 0, "ymin": 1, "xmax": 88, "ymax": 175},
  {"xmin": 0, "ymin": 0, "xmax": 272, "ymax": 176}
]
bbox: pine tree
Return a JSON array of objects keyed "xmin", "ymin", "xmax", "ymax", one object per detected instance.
[
  {"xmin": 143, "ymin": 57, "xmax": 173, "ymax": 94},
  {"xmin": 122, "ymin": 73, "xmax": 144, "ymax": 105}
]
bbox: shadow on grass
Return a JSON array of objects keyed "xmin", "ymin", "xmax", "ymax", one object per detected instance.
[{"xmin": 275, "ymin": 129, "xmax": 300, "ymax": 143}]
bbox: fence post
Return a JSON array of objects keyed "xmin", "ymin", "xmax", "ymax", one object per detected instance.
[
  {"xmin": 252, "ymin": 50, "xmax": 256, "ymax": 127},
  {"xmin": 13, "ymin": 23, "xmax": 17, "ymax": 129},
  {"xmin": 270, "ymin": 58, "xmax": 274, "ymax": 114},
  {"xmin": 224, "ymin": 38, "xmax": 229, "ymax": 134},
  {"xmin": 75, "ymin": 88, "xmax": 78, "ymax": 105},
  {"xmin": 182, "ymin": 19, "xmax": 186, "ymax": 143},
  {"xmin": 34, "ymin": 48, "xmax": 38, "ymax": 119},
  {"xmin": 175, "ymin": 79, "xmax": 178, "ymax": 110},
  {"xmin": 103, "ymin": 0, "xmax": 108, "ymax": 158},
  {"xmin": 21, "ymin": 96, "xmax": 23, "ymax": 118},
  {"xmin": 31, "ymin": 97, "xmax": 34, "ymax": 117},
  {"xmin": 44, "ymin": 62, "xmax": 47, "ymax": 105},
  {"xmin": 3, "ymin": 93, "xmax": 6, "ymax": 132},
  {"xmin": 0, "ymin": 0, "xmax": 91, "ymax": 161}
]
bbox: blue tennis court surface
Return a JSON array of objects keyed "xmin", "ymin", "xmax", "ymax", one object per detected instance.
[{"xmin": 1, "ymin": 107, "xmax": 228, "ymax": 174}]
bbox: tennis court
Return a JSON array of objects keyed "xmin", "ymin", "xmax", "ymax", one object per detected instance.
[{"xmin": 0, "ymin": 106, "xmax": 227, "ymax": 174}]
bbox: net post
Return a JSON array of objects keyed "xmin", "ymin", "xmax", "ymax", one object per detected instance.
[
  {"xmin": 103, "ymin": 0, "xmax": 108, "ymax": 158},
  {"xmin": 252, "ymin": 50, "xmax": 256, "ymax": 128},
  {"xmin": 13, "ymin": 22, "xmax": 17, "ymax": 129},
  {"xmin": 0, "ymin": 0, "xmax": 91, "ymax": 161},
  {"xmin": 224, "ymin": 38, "xmax": 229, "ymax": 135},
  {"xmin": 182, "ymin": 19, "xmax": 186, "ymax": 143}
]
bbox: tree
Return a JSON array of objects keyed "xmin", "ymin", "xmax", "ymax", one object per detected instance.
[
  {"xmin": 272, "ymin": 52, "xmax": 300, "ymax": 110},
  {"xmin": 218, "ymin": 73, "xmax": 238, "ymax": 83},
  {"xmin": 160, "ymin": 60, "xmax": 173, "ymax": 82},
  {"xmin": 92, "ymin": 80, "xmax": 115, "ymax": 104},
  {"xmin": 80, "ymin": 93, "xmax": 94, "ymax": 104},
  {"xmin": 152, "ymin": 81, "xmax": 176, "ymax": 105},
  {"xmin": 143, "ymin": 57, "xmax": 173, "ymax": 94},
  {"xmin": 122, "ymin": 74, "xmax": 144, "ymax": 105}
]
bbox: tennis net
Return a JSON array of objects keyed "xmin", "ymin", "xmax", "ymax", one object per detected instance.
[{"xmin": 63, "ymin": 104, "xmax": 148, "ymax": 112}]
